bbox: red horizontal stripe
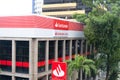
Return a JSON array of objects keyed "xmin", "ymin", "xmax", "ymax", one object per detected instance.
[
  {"xmin": 49, "ymin": 59, "xmax": 54, "ymax": 64},
  {"xmin": 0, "ymin": 60, "xmax": 29, "ymax": 68},
  {"xmin": 0, "ymin": 60, "xmax": 12, "ymax": 66},
  {"xmin": 0, "ymin": 54, "xmax": 88, "ymax": 68},
  {"xmin": 16, "ymin": 62, "xmax": 29, "ymax": 68},
  {"xmin": 0, "ymin": 15, "xmax": 84, "ymax": 31},
  {"xmin": 38, "ymin": 61, "xmax": 45, "ymax": 67}
]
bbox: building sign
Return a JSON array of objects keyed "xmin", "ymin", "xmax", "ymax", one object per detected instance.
[
  {"xmin": 54, "ymin": 20, "xmax": 69, "ymax": 37},
  {"xmin": 52, "ymin": 62, "xmax": 67, "ymax": 80},
  {"xmin": 54, "ymin": 20, "xmax": 69, "ymax": 30},
  {"xmin": 32, "ymin": 0, "xmax": 43, "ymax": 14}
]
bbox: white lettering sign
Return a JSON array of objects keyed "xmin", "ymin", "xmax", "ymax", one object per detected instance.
[{"xmin": 55, "ymin": 22, "xmax": 68, "ymax": 29}]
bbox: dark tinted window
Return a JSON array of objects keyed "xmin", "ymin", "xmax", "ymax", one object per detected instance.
[
  {"xmin": 65, "ymin": 40, "xmax": 70, "ymax": 60},
  {"xmin": 0, "ymin": 75, "xmax": 12, "ymax": 80},
  {"xmin": 16, "ymin": 41, "xmax": 29, "ymax": 74},
  {"xmin": 0, "ymin": 40, "xmax": 12, "ymax": 72},
  {"xmin": 38, "ymin": 41, "xmax": 46, "ymax": 73},
  {"xmin": 44, "ymin": 0, "xmax": 75, "ymax": 4},
  {"xmin": 77, "ymin": 40, "xmax": 81, "ymax": 54},
  {"xmin": 49, "ymin": 41, "xmax": 55, "ymax": 70},
  {"xmin": 58, "ymin": 41, "xmax": 63, "ymax": 62},
  {"xmin": 16, "ymin": 77, "xmax": 29, "ymax": 80}
]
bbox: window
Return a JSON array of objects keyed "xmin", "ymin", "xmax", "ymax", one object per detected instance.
[
  {"xmin": 43, "ymin": 8, "xmax": 76, "ymax": 12},
  {"xmin": 58, "ymin": 40, "xmax": 63, "ymax": 62},
  {"xmin": 49, "ymin": 41, "xmax": 55, "ymax": 70},
  {"xmin": 16, "ymin": 41, "xmax": 29, "ymax": 74},
  {"xmin": 91, "ymin": 44, "xmax": 94, "ymax": 53},
  {"xmin": 38, "ymin": 41, "xmax": 46, "ymax": 73},
  {"xmin": 65, "ymin": 40, "xmax": 70, "ymax": 60},
  {"xmin": 83, "ymin": 40, "xmax": 86, "ymax": 54},
  {"xmin": 38, "ymin": 76, "xmax": 46, "ymax": 80},
  {"xmin": 72, "ymin": 40, "xmax": 76, "ymax": 59},
  {"xmin": 44, "ymin": 0, "xmax": 75, "ymax": 4},
  {"xmin": 0, "ymin": 40, "xmax": 12, "ymax": 72},
  {"xmin": 0, "ymin": 75, "xmax": 12, "ymax": 80},
  {"xmin": 15, "ymin": 77, "xmax": 29, "ymax": 80},
  {"xmin": 77, "ymin": 40, "xmax": 81, "ymax": 54},
  {"xmin": 87, "ymin": 44, "xmax": 90, "ymax": 54},
  {"xmin": 48, "ymin": 74, "xmax": 52, "ymax": 80}
]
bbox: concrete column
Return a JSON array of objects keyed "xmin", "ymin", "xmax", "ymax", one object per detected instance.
[
  {"xmin": 46, "ymin": 40, "xmax": 49, "ymax": 80},
  {"xmin": 63, "ymin": 40, "xmax": 66, "ymax": 62},
  {"xmin": 90, "ymin": 44, "xmax": 92, "ymax": 54},
  {"xmin": 69, "ymin": 40, "xmax": 72, "ymax": 60},
  {"xmin": 12, "ymin": 76, "xmax": 15, "ymax": 80},
  {"xmin": 12, "ymin": 40, "xmax": 15, "ymax": 80},
  {"xmin": 29, "ymin": 39, "xmax": 38, "ymax": 80},
  {"xmin": 55, "ymin": 40, "xmax": 58, "ymax": 61}
]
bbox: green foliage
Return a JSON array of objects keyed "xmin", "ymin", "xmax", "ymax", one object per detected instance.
[
  {"xmin": 74, "ymin": 0, "xmax": 120, "ymax": 80},
  {"xmin": 81, "ymin": 0, "xmax": 94, "ymax": 7},
  {"xmin": 67, "ymin": 55, "xmax": 97, "ymax": 77},
  {"xmin": 73, "ymin": 13, "xmax": 87, "ymax": 23},
  {"xmin": 109, "ymin": 70, "xmax": 119, "ymax": 80}
]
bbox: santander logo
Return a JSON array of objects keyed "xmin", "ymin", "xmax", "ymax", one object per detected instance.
[
  {"xmin": 54, "ymin": 20, "xmax": 69, "ymax": 30},
  {"xmin": 53, "ymin": 64, "xmax": 65, "ymax": 77},
  {"xmin": 55, "ymin": 22, "xmax": 68, "ymax": 29},
  {"xmin": 52, "ymin": 62, "xmax": 67, "ymax": 80}
]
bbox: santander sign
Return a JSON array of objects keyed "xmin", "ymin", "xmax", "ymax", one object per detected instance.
[
  {"xmin": 54, "ymin": 20, "xmax": 69, "ymax": 30},
  {"xmin": 52, "ymin": 62, "xmax": 67, "ymax": 80}
]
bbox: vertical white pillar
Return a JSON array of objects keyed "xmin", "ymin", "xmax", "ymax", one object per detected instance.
[
  {"xmin": 85, "ymin": 41, "xmax": 88, "ymax": 56},
  {"xmin": 81, "ymin": 40, "xmax": 84, "ymax": 55},
  {"xmin": 12, "ymin": 76, "xmax": 15, "ymax": 80},
  {"xmin": 55, "ymin": 40, "xmax": 58, "ymax": 61},
  {"xmin": 46, "ymin": 40, "xmax": 49, "ymax": 80},
  {"xmin": 90, "ymin": 44, "xmax": 92, "ymax": 54},
  {"xmin": 69, "ymin": 40, "xmax": 72, "ymax": 60},
  {"xmin": 12, "ymin": 40, "xmax": 15, "ymax": 80},
  {"xmin": 63, "ymin": 40, "xmax": 66, "ymax": 62},
  {"xmin": 29, "ymin": 39, "xmax": 38, "ymax": 80}
]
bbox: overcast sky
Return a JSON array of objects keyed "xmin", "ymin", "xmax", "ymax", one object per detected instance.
[{"xmin": 0, "ymin": 0, "xmax": 33, "ymax": 16}]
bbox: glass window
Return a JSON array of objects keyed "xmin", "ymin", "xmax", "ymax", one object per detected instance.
[
  {"xmin": 48, "ymin": 74, "xmax": 52, "ymax": 80},
  {"xmin": 91, "ymin": 44, "xmax": 94, "ymax": 53},
  {"xmin": 49, "ymin": 41, "xmax": 55, "ymax": 70},
  {"xmin": 72, "ymin": 40, "xmax": 76, "ymax": 59},
  {"xmin": 38, "ymin": 76, "xmax": 46, "ymax": 80},
  {"xmin": 0, "ymin": 75, "xmax": 12, "ymax": 80},
  {"xmin": 44, "ymin": 0, "xmax": 75, "ymax": 4},
  {"xmin": 65, "ymin": 40, "xmax": 70, "ymax": 60},
  {"xmin": 15, "ymin": 77, "xmax": 29, "ymax": 80},
  {"xmin": 0, "ymin": 40, "xmax": 12, "ymax": 72},
  {"xmin": 83, "ymin": 40, "xmax": 86, "ymax": 54},
  {"xmin": 77, "ymin": 40, "xmax": 81, "ymax": 54},
  {"xmin": 58, "ymin": 40, "xmax": 63, "ymax": 62},
  {"xmin": 87, "ymin": 44, "xmax": 90, "ymax": 54},
  {"xmin": 16, "ymin": 41, "xmax": 29, "ymax": 74},
  {"xmin": 38, "ymin": 41, "xmax": 46, "ymax": 73}
]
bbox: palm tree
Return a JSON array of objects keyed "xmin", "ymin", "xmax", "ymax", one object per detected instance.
[{"xmin": 67, "ymin": 55, "xmax": 97, "ymax": 80}]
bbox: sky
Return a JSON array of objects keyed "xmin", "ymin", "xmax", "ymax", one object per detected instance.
[{"xmin": 0, "ymin": 0, "xmax": 33, "ymax": 16}]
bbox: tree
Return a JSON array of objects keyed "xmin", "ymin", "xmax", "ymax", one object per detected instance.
[
  {"xmin": 67, "ymin": 55, "xmax": 96, "ymax": 80},
  {"xmin": 73, "ymin": 0, "xmax": 120, "ymax": 80}
]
